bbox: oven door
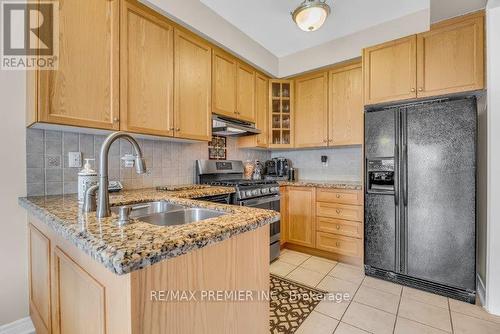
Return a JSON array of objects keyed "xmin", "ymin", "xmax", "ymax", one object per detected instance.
[{"xmin": 239, "ymin": 195, "xmax": 281, "ymax": 261}]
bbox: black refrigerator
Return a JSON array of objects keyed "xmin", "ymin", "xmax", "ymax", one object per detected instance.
[{"xmin": 364, "ymin": 97, "xmax": 477, "ymax": 303}]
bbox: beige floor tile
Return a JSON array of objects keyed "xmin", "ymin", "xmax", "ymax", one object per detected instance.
[
  {"xmin": 286, "ymin": 267, "xmax": 326, "ymax": 287},
  {"xmin": 329, "ymin": 263, "xmax": 365, "ymax": 285},
  {"xmin": 394, "ymin": 317, "xmax": 449, "ymax": 334},
  {"xmin": 270, "ymin": 259, "xmax": 297, "ymax": 277},
  {"xmin": 362, "ymin": 276, "xmax": 402, "ymax": 296},
  {"xmin": 334, "ymin": 322, "xmax": 370, "ymax": 334},
  {"xmin": 452, "ymin": 311, "xmax": 500, "ymax": 334},
  {"xmin": 310, "ymin": 255, "xmax": 339, "ymax": 265},
  {"xmin": 315, "ymin": 293, "xmax": 351, "ymax": 320},
  {"xmin": 279, "ymin": 250, "xmax": 311, "ymax": 266},
  {"xmin": 402, "ymin": 287, "xmax": 448, "ymax": 309},
  {"xmin": 398, "ymin": 297, "xmax": 452, "ymax": 332},
  {"xmin": 317, "ymin": 276, "xmax": 360, "ymax": 299},
  {"xmin": 295, "ymin": 310, "xmax": 339, "ymax": 334},
  {"xmin": 449, "ymin": 298, "xmax": 500, "ymax": 324},
  {"xmin": 300, "ymin": 257, "xmax": 337, "ymax": 275},
  {"xmin": 353, "ymin": 285, "xmax": 400, "ymax": 314},
  {"xmin": 342, "ymin": 301, "xmax": 396, "ymax": 334}
]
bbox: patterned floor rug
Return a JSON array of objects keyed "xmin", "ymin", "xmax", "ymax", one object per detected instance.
[{"xmin": 270, "ymin": 274, "xmax": 326, "ymax": 333}]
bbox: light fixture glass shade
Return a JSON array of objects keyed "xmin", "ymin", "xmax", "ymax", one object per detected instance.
[{"xmin": 292, "ymin": 0, "xmax": 331, "ymax": 32}]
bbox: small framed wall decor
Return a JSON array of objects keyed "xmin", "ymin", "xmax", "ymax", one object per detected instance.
[{"xmin": 208, "ymin": 136, "xmax": 227, "ymax": 160}]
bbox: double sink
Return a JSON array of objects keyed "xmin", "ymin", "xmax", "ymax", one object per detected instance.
[{"xmin": 110, "ymin": 201, "xmax": 226, "ymax": 226}]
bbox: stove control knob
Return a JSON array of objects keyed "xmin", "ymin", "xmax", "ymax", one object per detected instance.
[
  {"xmin": 252, "ymin": 189, "xmax": 260, "ymax": 196},
  {"xmin": 245, "ymin": 190, "xmax": 253, "ymax": 197},
  {"xmin": 261, "ymin": 188, "xmax": 269, "ymax": 194},
  {"xmin": 271, "ymin": 187, "xmax": 279, "ymax": 193}
]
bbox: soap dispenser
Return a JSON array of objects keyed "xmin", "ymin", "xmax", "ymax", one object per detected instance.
[{"xmin": 78, "ymin": 159, "xmax": 98, "ymax": 204}]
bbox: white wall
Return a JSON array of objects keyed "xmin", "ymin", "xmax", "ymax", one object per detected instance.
[
  {"xmin": 142, "ymin": 0, "xmax": 279, "ymax": 77},
  {"xmin": 279, "ymin": 9, "xmax": 429, "ymax": 77},
  {"xmin": 0, "ymin": 70, "xmax": 28, "ymax": 324},
  {"xmin": 485, "ymin": 0, "xmax": 500, "ymax": 315}
]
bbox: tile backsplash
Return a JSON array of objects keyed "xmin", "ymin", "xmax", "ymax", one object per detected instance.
[
  {"xmin": 26, "ymin": 128, "xmax": 270, "ymax": 196},
  {"xmin": 271, "ymin": 146, "xmax": 363, "ymax": 182}
]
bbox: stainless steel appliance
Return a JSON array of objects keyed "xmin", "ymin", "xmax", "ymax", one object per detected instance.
[
  {"xmin": 212, "ymin": 115, "xmax": 261, "ymax": 136},
  {"xmin": 364, "ymin": 97, "xmax": 477, "ymax": 303},
  {"xmin": 196, "ymin": 160, "xmax": 281, "ymax": 262},
  {"xmin": 264, "ymin": 157, "xmax": 291, "ymax": 180}
]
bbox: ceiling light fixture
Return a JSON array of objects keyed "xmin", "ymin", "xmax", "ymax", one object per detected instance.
[{"xmin": 291, "ymin": 0, "xmax": 331, "ymax": 32}]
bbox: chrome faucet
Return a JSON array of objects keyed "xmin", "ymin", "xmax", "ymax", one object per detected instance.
[{"xmin": 89, "ymin": 132, "xmax": 146, "ymax": 218}]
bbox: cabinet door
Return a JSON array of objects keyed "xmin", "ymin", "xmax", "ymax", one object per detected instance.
[
  {"xmin": 294, "ymin": 72, "xmax": 328, "ymax": 148},
  {"xmin": 29, "ymin": 225, "xmax": 51, "ymax": 334},
  {"xmin": 417, "ymin": 13, "xmax": 484, "ymax": 97},
  {"xmin": 174, "ymin": 29, "xmax": 212, "ymax": 141},
  {"xmin": 53, "ymin": 248, "xmax": 106, "ymax": 334},
  {"xmin": 363, "ymin": 35, "xmax": 417, "ymax": 105},
  {"xmin": 329, "ymin": 64, "xmax": 363, "ymax": 146},
  {"xmin": 286, "ymin": 187, "xmax": 316, "ymax": 247},
  {"xmin": 39, "ymin": 0, "xmax": 119, "ymax": 130},
  {"xmin": 236, "ymin": 64, "xmax": 256, "ymax": 122},
  {"xmin": 255, "ymin": 74, "xmax": 269, "ymax": 146},
  {"xmin": 120, "ymin": 0, "xmax": 174, "ymax": 136},
  {"xmin": 212, "ymin": 50, "xmax": 237, "ymax": 118}
]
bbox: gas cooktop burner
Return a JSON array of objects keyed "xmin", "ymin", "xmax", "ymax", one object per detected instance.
[{"xmin": 207, "ymin": 179, "xmax": 278, "ymax": 187}]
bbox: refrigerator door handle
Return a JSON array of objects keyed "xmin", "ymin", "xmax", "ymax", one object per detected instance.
[
  {"xmin": 394, "ymin": 144, "xmax": 399, "ymax": 206},
  {"xmin": 403, "ymin": 144, "xmax": 408, "ymax": 206}
]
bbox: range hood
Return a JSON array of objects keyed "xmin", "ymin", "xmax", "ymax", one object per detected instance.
[{"xmin": 212, "ymin": 115, "xmax": 261, "ymax": 136}]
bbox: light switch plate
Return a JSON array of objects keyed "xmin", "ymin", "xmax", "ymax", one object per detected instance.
[{"xmin": 68, "ymin": 152, "xmax": 82, "ymax": 168}]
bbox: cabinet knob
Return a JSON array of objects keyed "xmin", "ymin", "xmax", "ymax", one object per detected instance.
[
  {"xmin": 336, "ymin": 194, "xmax": 341, "ymax": 198},
  {"xmin": 176, "ymin": 128, "xmax": 180, "ymax": 131},
  {"xmin": 170, "ymin": 127, "xmax": 175, "ymax": 131},
  {"xmin": 113, "ymin": 117, "xmax": 119, "ymax": 123},
  {"xmin": 336, "ymin": 209, "xmax": 341, "ymax": 214},
  {"xmin": 411, "ymin": 88, "xmax": 416, "ymax": 92},
  {"xmin": 323, "ymin": 139, "xmax": 327, "ymax": 143},
  {"xmin": 336, "ymin": 224, "xmax": 340, "ymax": 230},
  {"xmin": 418, "ymin": 87, "xmax": 423, "ymax": 92},
  {"xmin": 335, "ymin": 241, "xmax": 340, "ymax": 247}
]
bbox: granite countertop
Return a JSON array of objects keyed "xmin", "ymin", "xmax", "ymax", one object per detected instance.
[
  {"xmin": 18, "ymin": 186, "xmax": 279, "ymax": 275},
  {"xmin": 278, "ymin": 180, "xmax": 363, "ymax": 190}
]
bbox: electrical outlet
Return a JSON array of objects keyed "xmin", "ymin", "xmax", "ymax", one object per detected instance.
[{"xmin": 68, "ymin": 152, "xmax": 82, "ymax": 168}]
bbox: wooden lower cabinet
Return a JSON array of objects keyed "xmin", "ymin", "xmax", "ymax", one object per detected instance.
[
  {"xmin": 286, "ymin": 187, "xmax": 316, "ymax": 248},
  {"xmin": 29, "ymin": 225, "xmax": 51, "ymax": 334},
  {"xmin": 283, "ymin": 186, "xmax": 364, "ymax": 265},
  {"xmin": 28, "ymin": 215, "xmax": 269, "ymax": 334}
]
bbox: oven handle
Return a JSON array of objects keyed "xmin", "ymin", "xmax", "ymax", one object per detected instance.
[{"xmin": 239, "ymin": 195, "xmax": 280, "ymax": 206}]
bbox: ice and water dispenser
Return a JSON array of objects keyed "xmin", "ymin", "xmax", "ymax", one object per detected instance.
[{"xmin": 366, "ymin": 158, "xmax": 395, "ymax": 194}]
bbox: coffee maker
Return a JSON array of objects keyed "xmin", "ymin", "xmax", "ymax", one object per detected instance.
[{"xmin": 264, "ymin": 157, "xmax": 292, "ymax": 180}]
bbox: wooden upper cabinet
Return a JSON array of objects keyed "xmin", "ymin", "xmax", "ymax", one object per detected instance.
[
  {"xmin": 38, "ymin": 0, "xmax": 119, "ymax": 130},
  {"xmin": 238, "ymin": 73, "xmax": 268, "ymax": 148},
  {"xmin": 417, "ymin": 12, "xmax": 484, "ymax": 97},
  {"xmin": 236, "ymin": 64, "xmax": 256, "ymax": 122},
  {"xmin": 286, "ymin": 187, "xmax": 316, "ymax": 248},
  {"xmin": 363, "ymin": 35, "xmax": 417, "ymax": 105},
  {"xmin": 255, "ymin": 74, "xmax": 269, "ymax": 146},
  {"xmin": 212, "ymin": 50, "xmax": 237, "ymax": 118},
  {"xmin": 329, "ymin": 63, "xmax": 363, "ymax": 146},
  {"xmin": 174, "ymin": 29, "xmax": 212, "ymax": 141},
  {"xmin": 294, "ymin": 72, "xmax": 329, "ymax": 148},
  {"xmin": 120, "ymin": 0, "xmax": 174, "ymax": 137}
]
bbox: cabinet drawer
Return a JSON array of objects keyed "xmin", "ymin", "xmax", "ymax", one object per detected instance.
[
  {"xmin": 316, "ymin": 188, "xmax": 362, "ymax": 205},
  {"xmin": 317, "ymin": 202, "xmax": 363, "ymax": 222},
  {"xmin": 317, "ymin": 217, "xmax": 362, "ymax": 239},
  {"xmin": 316, "ymin": 232, "xmax": 362, "ymax": 258}
]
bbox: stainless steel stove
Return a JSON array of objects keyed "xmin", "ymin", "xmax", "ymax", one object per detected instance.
[{"xmin": 196, "ymin": 160, "xmax": 281, "ymax": 262}]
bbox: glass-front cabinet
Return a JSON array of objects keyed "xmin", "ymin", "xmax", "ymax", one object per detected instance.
[{"xmin": 269, "ymin": 80, "xmax": 294, "ymax": 148}]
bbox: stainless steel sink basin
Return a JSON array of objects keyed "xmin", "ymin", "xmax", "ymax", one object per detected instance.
[
  {"xmin": 138, "ymin": 208, "xmax": 225, "ymax": 226},
  {"xmin": 110, "ymin": 201, "xmax": 226, "ymax": 226}
]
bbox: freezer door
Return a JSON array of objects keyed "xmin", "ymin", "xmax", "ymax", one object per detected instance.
[
  {"xmin": 404, "ymin": 99, "xmax": 476, "ymax": 290},
  {"xmin": 365, "ymin": 108, "xmax": 397, "ymax": 158},
  {"xmin": 365, "ymin": 193, "xmax": 397, "ymax": 271}
]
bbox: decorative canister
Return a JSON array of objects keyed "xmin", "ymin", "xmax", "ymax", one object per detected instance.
[{"xmin": 78, "ymin": 159, "xmax": 98, "ymax": 204}]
